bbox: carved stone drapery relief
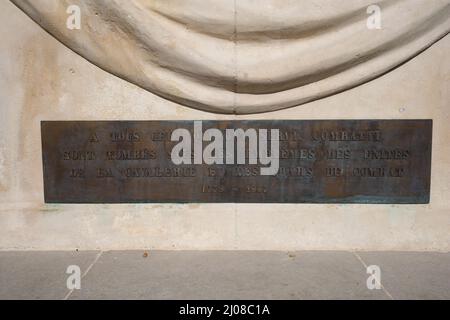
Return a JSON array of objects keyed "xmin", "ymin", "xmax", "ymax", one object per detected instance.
[{"xmin": 10, "ymin": 0, "xmax": 450, "ymax": 114}]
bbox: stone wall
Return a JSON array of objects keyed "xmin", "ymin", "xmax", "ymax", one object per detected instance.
[{"xmin": 1, "ymin": 1, "xmax": 449, "ymax": 250}]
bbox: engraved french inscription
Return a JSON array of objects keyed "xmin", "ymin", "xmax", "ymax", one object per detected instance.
[{"xmin": 41, "ymin": 120, "xmax": 432, "ymax": 203}]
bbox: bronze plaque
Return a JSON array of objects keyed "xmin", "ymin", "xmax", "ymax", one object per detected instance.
[{"xmin": 41, "ymin": 120, "xmax": 432, "ymax": 204}]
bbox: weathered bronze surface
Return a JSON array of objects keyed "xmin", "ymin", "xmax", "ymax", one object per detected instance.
[{"xmin": 41, "ymin": 120, "xmax": 432, "ymax": 204}]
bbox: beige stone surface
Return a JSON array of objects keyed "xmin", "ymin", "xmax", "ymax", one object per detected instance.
[
  {"xmin": 0, "ymin": 1, "xmax": 449, "ymax": 250},
  {"xmin": 10, "ymin": 0, "xmax": 450, "ymax": 114}
]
